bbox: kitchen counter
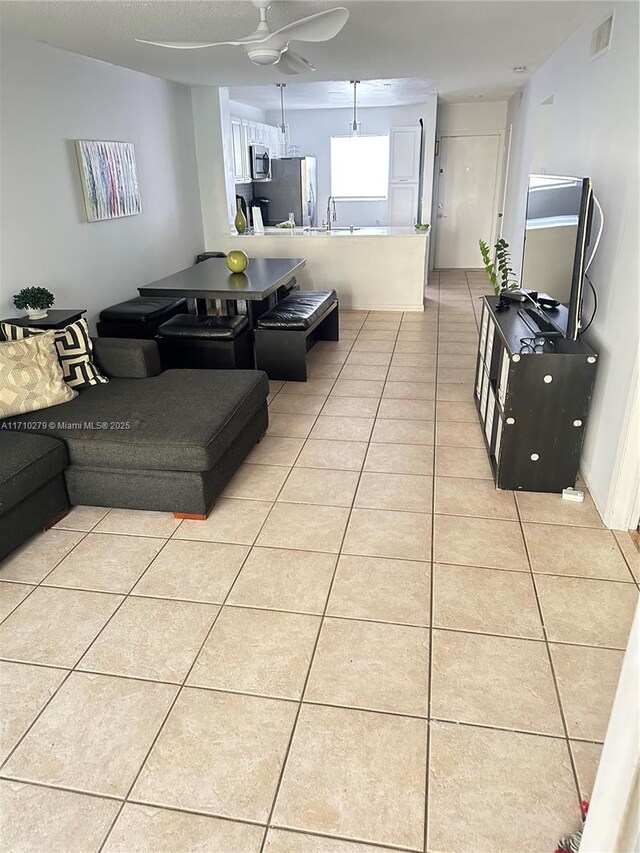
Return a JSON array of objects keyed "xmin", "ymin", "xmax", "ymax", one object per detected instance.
[
  {"xmin": 215, "ymin": 226, "xmax": 430, "ymax": 312},
  {"xmin": 255, "ymin": 226, "xmax": 428, "ymax": 238}
]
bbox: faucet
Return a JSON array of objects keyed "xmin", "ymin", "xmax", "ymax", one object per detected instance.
[{"xmin": 325, "ymin": 196, "xmax": 337, "ymax": 231}]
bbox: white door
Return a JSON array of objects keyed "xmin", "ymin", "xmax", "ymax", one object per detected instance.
[
  {"xmin": 389, "ymin": 126, "xmax": 421, "ymax": 183},
  {"xmin": 389, "ymin": 184, "xmax": 418, "ymax": 226},
  {"xmin": 435, "ymin": 134, "xmax": 501, "ymax": 268}
]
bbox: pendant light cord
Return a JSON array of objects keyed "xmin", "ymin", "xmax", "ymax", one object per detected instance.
[
  {"xmin": 277, "ymin": 83, "xmax": 286, "ymax": 134},
  {"xmin": 351, "ymin": 80, "xmax": 360, "ymax": 132}
]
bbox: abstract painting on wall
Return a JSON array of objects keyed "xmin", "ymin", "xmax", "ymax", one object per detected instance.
[{"xmin": 75, "ymin": 140, "xmax": 141, "ymax": 222}]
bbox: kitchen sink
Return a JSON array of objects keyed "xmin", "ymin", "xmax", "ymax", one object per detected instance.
[{"xmin": 303, "ymin": 226, "xmax": 361, "ymax": 233}]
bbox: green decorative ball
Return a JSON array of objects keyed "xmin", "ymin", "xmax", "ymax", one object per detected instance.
[{"xmin": 226, "ymin": 250, "xmax": 249, "ymax": 273}]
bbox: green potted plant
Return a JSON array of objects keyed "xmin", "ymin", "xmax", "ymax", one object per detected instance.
[
  {"xmin": 13, "ymin": 286, "xmax": 55, "ymax": 320},
  {"xmin": 479, "ymin": 238, "xmax": 519, "ymax": 295}
]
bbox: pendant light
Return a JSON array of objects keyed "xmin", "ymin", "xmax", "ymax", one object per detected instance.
[
  {"xmin": 350, "ymin": 80, "xmax": 361, "ymax": 136},
  {"xmin": 276, "ymin": 83, "xmax": 293, "ymax": 154},
  {"xmin": 276, "ymin": 83, "xmax": 287, "ymax": 136}
]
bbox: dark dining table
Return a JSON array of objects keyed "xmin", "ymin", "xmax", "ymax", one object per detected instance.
[{"xmin": 138, "ymin": 257, "xmax": 306, "ymax": 326}]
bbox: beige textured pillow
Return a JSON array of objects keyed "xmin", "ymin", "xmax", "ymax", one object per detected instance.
[{"xmin": 0, "ymin": 331, "xmax": 77, "ymax": 418}]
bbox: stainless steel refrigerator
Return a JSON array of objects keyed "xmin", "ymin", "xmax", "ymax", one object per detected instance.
[{"xmin": 258, "ymin": 157, "xmax": 317, "ymax": 227}]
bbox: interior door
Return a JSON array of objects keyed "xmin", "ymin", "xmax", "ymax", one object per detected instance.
[{"xmin": 435, "ymin": 134, "xmax": 501, "ymax": 268}]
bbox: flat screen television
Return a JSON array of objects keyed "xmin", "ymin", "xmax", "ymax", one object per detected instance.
[{"xmin": 521, "ymin": 174, "xmax": 594, "ymax": 339}]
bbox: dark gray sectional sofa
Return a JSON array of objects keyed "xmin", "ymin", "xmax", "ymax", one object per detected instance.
[
  {"xmin": 0, "ymin": 337, "xmax": 269, "ymax": 560},
  {"xmin": 0, "ymin": 432, "xmax": 70, "ymax": 562}
]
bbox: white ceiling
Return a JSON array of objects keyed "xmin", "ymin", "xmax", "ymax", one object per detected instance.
[
  {"xmin": 230, "ymin": 77, "xmax": 438, "ymax": 111},
  {"xmin": 0, "ymin": 1, "xmax": 604, "ymax": 101}
]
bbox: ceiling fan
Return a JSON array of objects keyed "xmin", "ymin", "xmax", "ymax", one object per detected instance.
[{"xmin": 136, "ymin": 0, "xmax": 349, "ymax": 75}]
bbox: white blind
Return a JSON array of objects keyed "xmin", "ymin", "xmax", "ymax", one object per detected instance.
[{"xmin": 330, "ymin": 135, "xmax": 390, "ymax": 199}]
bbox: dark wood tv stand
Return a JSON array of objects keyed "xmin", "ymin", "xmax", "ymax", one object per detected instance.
[{"xmin": 475, "ymin": 295, "xmax": 598, "ymax": 493}]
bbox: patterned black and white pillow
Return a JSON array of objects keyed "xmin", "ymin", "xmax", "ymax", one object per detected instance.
[{"xmin": 0, "ymin": 319, "xmax": 109, "ymax": 389}]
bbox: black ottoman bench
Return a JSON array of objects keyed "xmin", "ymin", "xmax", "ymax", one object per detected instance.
[
  {"xmin": 254, "ymin": 290, "xmax": 339, "ymax": 381},
  {"xmin": 157, "ymin": 314, "xmax": 254, "ymax": 370},
  {"xmin": 97, "ymin": 296, "xmax": 187, "ymax": 339}
]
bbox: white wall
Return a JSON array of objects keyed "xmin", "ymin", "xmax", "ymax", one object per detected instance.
[
  {"xmin": 501, "ymin": 2, "xmax": 640, "ymax": 527},
  {"xmin": 264, "ymin": 99, "xmax": 438, "ymax": 227},
  {"xmin": 192, "ymin": 87, "xmax": 237, "ymax": 237},
  {"xmin": 0, "ymin": 33, "xmax": 203, "ymax": 328},
  {"xmin": 436, "ymin": 101, "xmax": 508, "ymax": 136},
  {"xmin": 228, "ymin": 100, "xmax": 266, "ymax": 124}
]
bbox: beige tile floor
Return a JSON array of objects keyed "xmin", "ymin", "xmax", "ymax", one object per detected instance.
[{"xmin": 1, "ymin": 269, "xmax": 639, "ymax": 853}]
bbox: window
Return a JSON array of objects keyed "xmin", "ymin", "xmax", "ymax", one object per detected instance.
[{"xmin": 330, "ymin": 135, "xmax": 390, "ymax": 199}]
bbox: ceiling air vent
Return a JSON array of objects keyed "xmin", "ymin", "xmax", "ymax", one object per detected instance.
[{"xmin": 590, "ymin": 15, "xmax": 613, "ymax": 61}]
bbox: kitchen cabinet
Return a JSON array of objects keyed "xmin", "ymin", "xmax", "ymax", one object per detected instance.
[
  {"xmin": 231, "ymin": 116, "xmax": 284, "ymax": 184},
  {"xmin": 389, "ymin": 126, "xmax": 421, "ymax": 183},
  {"xmin": 231, "ymin": 117, "xmax": 248, "ymax": 183},
  {"xmin": 268, "ymin": 125, "xmax": 285, "ymax": 158},
  {"xmin": 389, "ymin": 184, "xmax": 418, "ymax": 226},
  {"xmin": 387, "ymin": 126, "xmax": 421, "ymax": 225}
]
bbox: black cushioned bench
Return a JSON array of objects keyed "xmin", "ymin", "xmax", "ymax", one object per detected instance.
[
  {"xmin": 97, "ymin": 296, "xmax": 187, "ymax": 339},
  {"xmin": 157, "ymin": 314, "xmax": 253, "ymax": 370},
  {"xmin": 254, "ymin": 290, "xmax": 339, "ymax": 381}
]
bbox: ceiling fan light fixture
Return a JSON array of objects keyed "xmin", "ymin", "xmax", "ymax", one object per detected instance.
[
  {"xmin": 136, "ymin": 2, "xmax": 349, "ymax": 76},
  {"xmin": 246, "ymin": 47, "xmax": 281, "ymax": 65}
]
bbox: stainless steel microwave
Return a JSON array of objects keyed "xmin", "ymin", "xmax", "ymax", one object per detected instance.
[{"xmin": 250, "ymin": 144, "xmax": 271, "ymax": 181}]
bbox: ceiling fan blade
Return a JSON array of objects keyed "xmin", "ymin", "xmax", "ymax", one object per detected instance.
[
  {"xmin": 277, "ymin": 50, "xmax": 316, "ymax": 75},
  {"xmin": 135, "ymin": 38, "xmax": 243, "ymax": 49},
  {"xmin": 268, "ymin": 7, "xmax": 349, "ymax": 44}
]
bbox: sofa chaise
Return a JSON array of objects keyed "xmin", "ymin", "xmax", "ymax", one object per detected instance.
[
  {"xmin": 0, "ymin": 337, "xmax": 269, "ymax": 551},
  {"xmin": 0, "ymin": 432, "xmax": 70, "ymax": 562}
]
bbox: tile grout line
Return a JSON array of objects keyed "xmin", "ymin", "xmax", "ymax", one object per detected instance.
[
  {"xmin": 611, "ymin": 530, "xmax": 640, "ymax": 587},
  {"xmin": 6, "ymin": 552, "xmax": 633, "ymax": 587},
  {"xmin": 258, "ymin": 309, "xmax": 403, "ymax": 851},
  {"xmin": 0, "ymin": 697, "xmax": 607, "ymax": 796},
  {"xmin": 36, "ymin": 502, "xmax": 619, "ymax": 532},
  {"xmin": 423, "ymin": 268, "xmax": 441, "ymax": 853},
  {"xmin": 513, "ymin": 497, "xmax": 585, "ymax": 807},
  {"xmin": 0, "ymin": 619, "xmax": 627, "ymax": 684}
]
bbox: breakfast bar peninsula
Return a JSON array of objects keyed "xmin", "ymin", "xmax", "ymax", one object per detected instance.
[{"xmin": 215, "ymin": 227, "xmax": 429, "ymax": 313}]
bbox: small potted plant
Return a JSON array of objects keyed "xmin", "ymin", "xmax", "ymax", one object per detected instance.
[
  {"xmin": 13, "ymin": 286, "xmax": 55, "ymax": 320},
  {"xmin": 479, "ymin": 238, "xmax": 519, "ymax": 295}
]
